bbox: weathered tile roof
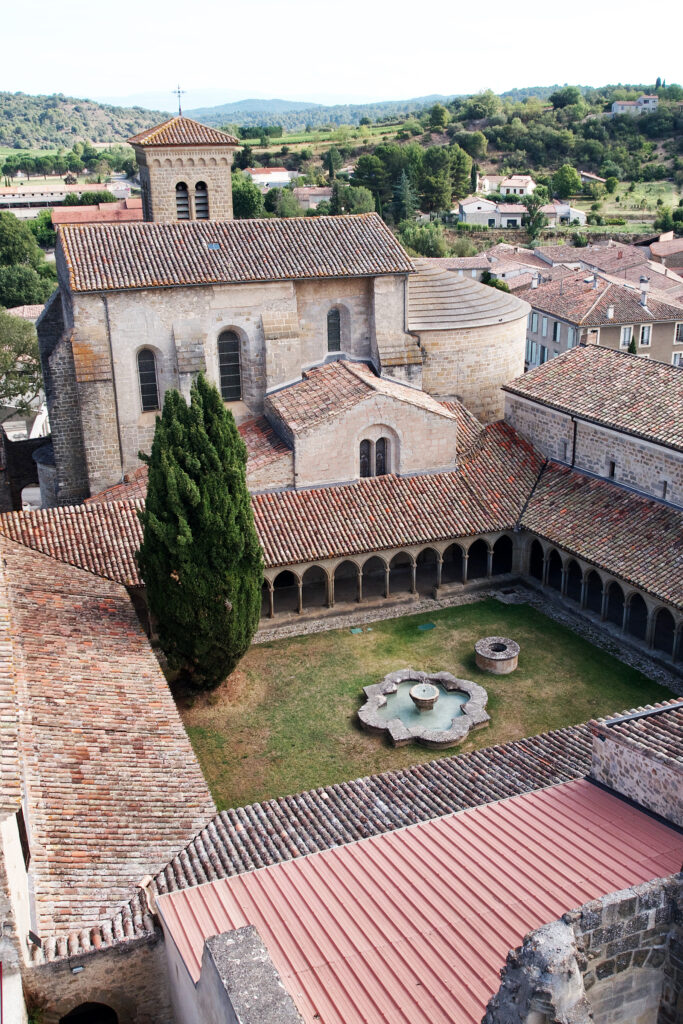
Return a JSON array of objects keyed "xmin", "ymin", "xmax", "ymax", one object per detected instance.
[
  {"xmin": 515, "ymin": 272, "xmax": 683, "ymax": 326},
  {"xmin": 4, "ymin": 304, "xmax": 45, "ymax": 321},
  {"xmin": 0, "ymin": 542, "xmax": 20, "ymax": 815},
  {"xmin": 0, "ymin": 537, "xmax": 215, "ymax": 938},
  {"xmin": 504, "ymin": 345, "xmax": 683, "ymax": 453},
  {"xmin": 85, "ymin": 465, "xmax": 149, "ymax": 505},
  {"xmin": 51, "ymin": 199, "xmax": 144, "ymax": 225},
  {"xmin": 267, "ymin": 360, "xmax": 457, "ymax": 435},
  {"xmin": 536, "ymin": 242, "xmax": 648, "ymax": 272},
  {"xmin": 441, "ymin": 399, "xmax": 484, "ymax": 457},
  {"xmin": 520, "ymin": 461, "xmax": 683, "ymax": 608},
  {"xmin": 408, "ymin": 260, "xmax": 529, "ymax": 330},
  {"xmin": 651, "ymin": 238, "xmax": 683, "ymax": 259},
  {"xmin": 421, "ymin": 256, "xmax": 491, "ymax": 270},
  {"xmin": 592, "ymin": 702, "xmax": 683, "ymax": 766},
  {"xmin": 57, "ymin": 213, "xmax": 413, "ymax": 293},
  {"xmin": 127, "ymin": 115, "xmax": 239, "ymax": 147}
]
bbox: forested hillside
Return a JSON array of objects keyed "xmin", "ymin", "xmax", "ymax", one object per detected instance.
[{"xmin": 0, "ymin": 92, "xmax": 167, "ymax": 148}]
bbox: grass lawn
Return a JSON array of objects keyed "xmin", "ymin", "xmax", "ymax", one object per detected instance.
[{"xmin": 179, "ymin": 599, "xmax": 673, "ymax": 811}]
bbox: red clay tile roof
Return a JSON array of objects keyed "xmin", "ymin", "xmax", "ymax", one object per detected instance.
[
  {"xmin": 0, "ymin": 547, "xmax": 20, "ymax": 814},
  {"xmin": 51, "ymin": 199, "xmax": 144, "ymax": 225},
  {"xmin": 268, "ymin": 361, "xmax": 456, "ymax": 435},
  {"xmin": 0, "ymin": 537, "xmax": 215, "ymax": 937},
  {"xmin": 85, "ymin": 465, "xmax": 149, "ymax": 505},
  {"xmin": 591, "ymin": 702, "xmax": 683, "ymax": 765},
  {"xmin": 156, "ymin": 778, "xmax": 683, "ymax": 1024},
  {"xmin": 515, "ymin": 272, "xmax": 683, "ymax": 326},
  {"xmin": 496, "ymin": 203, "xmax": 527, "ymax": 213},
  {"xmin": 504, "ymin": 345, "xmax": 683, "ymax": 453},
  {"xmin": 650, "ymin": 238, "xmax": 683, "ymax": 258},
  {"xmin": 520, "ymin": 461, "xmax": 683, "ymax": 608},
  {"xmin": 441, "ymin": 399, "xmax": 484, "ymax": 457},
  {"xmin": 57, "ymin": 213, "xmax": 413, "ymax": 293},
  {"xmin": 536, "ymin": 242, "xmax": 647, "ymax": 274},
  {"xmin": 127, "ymin": 115, "xmax": 238, "ymax": 147},
  {"xmin": 4, "ymin": 303, "xmax": 45, "ymax": 320}
]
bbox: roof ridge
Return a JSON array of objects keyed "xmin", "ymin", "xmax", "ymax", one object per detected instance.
[{"xmin": 578, "ymin": 280, "xmax": 611, "ymax": 325}]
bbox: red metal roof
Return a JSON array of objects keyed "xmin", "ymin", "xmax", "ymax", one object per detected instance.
[{"xmin": 156, "ymin": 779, "xmax": 683, "ymax": 1024}]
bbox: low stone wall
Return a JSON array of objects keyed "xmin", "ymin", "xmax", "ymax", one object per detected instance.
[
  {"xmin": 591, "ymin": 724, "xmax": 683, "ymax": 827},
  {"xmin": 483, "ymin": 872, "xmax": 682, "ymax": 1024}
]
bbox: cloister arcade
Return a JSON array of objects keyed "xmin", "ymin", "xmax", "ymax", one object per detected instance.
[
  {"xmin": 259, "ymin": 529, "xmax": 681, "ymax": 665},
  {"xmin": 526, "ymin": 538, "xmax": 682, "ymax": 663},
  {"xmin": 261, "ymin": 533, "xmax": 516, "ymax": 620}
]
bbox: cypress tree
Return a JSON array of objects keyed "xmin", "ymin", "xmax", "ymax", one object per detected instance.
[{"xmin": 137, "ymin": 374, "xmax": 263, "ymax": 690}]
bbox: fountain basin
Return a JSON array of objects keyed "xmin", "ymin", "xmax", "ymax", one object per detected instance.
[
  {"xmin": 475, "ymin": 636, "xmax": 519, "ymax": 675},
  {"xmin": 358, "ymin": 669, "xmax": 489, "ymax": 749}
]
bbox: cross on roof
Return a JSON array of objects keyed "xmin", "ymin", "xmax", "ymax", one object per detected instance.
[{"xmin": 173, "ymin": 84, "xmax": 186, "ymax": 116}]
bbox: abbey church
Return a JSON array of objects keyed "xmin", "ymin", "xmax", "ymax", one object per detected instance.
[{"xmin": 37, "ymin": 115, "xmax": 528, "ymax": 503}]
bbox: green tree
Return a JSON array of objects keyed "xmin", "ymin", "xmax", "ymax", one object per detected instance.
[
  {"xmin": 549, "ymin": 86, "xmax": 582, "ymax": 109},
  {"xmin": 393, "ymin": 170, "xmax": 419, "ymax": 221},
  {"xmin": 552, "ymin": 164, "xmax": 582, "ymax": 199},
  {"xmin": 654, "ymin": 207, "xmax": 675, "ymax": 232},
  {"xmin": 137, "ymin": 374, "xmax": 263, "ymax": 691},
  {"xmin": 480, "ymin": 271, "xmax": 510, "ymax": 292},
  {"xmin": 231, "ymin": 172, "xmax": 265, "ymax": 218},
  {"xmin": 353, "ymin": 155, "xmax": 390, "ymax": 214},
  {"xmin": 628, "ymin": 336, "xmax": 638, "ymax": 355},
  {"xmin": 521, "ymin": 185, "xmax": 549, "ymax": 241},
  {"xmin": 0, "ymin": 308, "xmax": 43, "ymax": 413},
  {"xmin": 397, "ymin": 220, "xmax": 449, "ymax": 257},
  {"xmin": 450, "ymin": 145, "xmax": 473, "ymax": 202},
  {"xmin": 0, "ymin": 265, "xmax": 55, "ymax": 308},
  {"xmin": 29, "ymin": 210, "xmax": 56, "ymax": 249},
  {"xmin": 62, "ymin": 190, "xmax": 116, "ymax": 206},
  {"xmin": 605, "ymin": 176, "xmax": 618, "ymax": 194},
  {"xmin": 428, "ymin": 103, "xmax": 449, "ymax": 132},
  {"xmin": 324, "ymin": 147, "xmax": 342, "ymax": 180},
  {"xmin": 0, "ymin": 212, "xmax": 46, "ymax": 270}
]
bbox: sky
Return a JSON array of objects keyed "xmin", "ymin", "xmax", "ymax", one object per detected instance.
[{"xmin": 2, "ymin": 0, "xmax": 680, "ymax": 110}]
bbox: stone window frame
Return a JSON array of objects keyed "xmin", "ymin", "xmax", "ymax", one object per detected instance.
[
  {"xmin": 194, "ymin": 181, "xmax": 209, "ymax": 220},
  {"xmin": 357, "ymin": 424, "xmax": 399, "ymax": 478},
  {"xmin": 217, "ymin": 328, "xmax": 244, "ymax": 403},
  {"xmin": 325, "ymin": 303, "xmax": 351, "ymax": 355},
  {"xmin": 175, "ymin": 181, "xmax": 190, "ymax": 220},
  {"xmin": 639, "ymin": 323, "xmax": 651, "ymax": 347},
  {"xmin": 136, "ymin": 346, "xmax": 161, "ymax": 413}
]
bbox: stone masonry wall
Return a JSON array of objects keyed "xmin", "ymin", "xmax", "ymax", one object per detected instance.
[
  {"xmin": 137, "ymin": 145, "xmax": 235, "ymax": 223},
  {"xmin": 591, "ymin": 729, "xmax": 683, "ymax": 827},
  {"xmin": 295, "ymin": 277, "xmax": 374, "ymax": 366},
  {"xmin": 24, "ymin": 931, "xmax": 175, "ymax": 1024},
  {"xmin": 503, "ymin": 394, "xmax": 683, "ymax": 506},
  {"xmin": 419, "ymin": 315, "xmax": 527, "ymax": 422},
  {"xmin": 484, "ymin": 873, "xmax": 682, "ymax": 1024}
]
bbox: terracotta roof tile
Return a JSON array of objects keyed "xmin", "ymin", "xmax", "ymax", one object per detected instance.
[
  {"xmin": 515, "ymin": 272, "xmax": 683, "ymax": 326},
  {"xmin": 521, "ymin": 462, "xmax": 683, "ymax": 607},
  {"xmin": 57, "ymin": 214, "xmax": 413, "ymax": 293},
  {"xmin": 440, "ymin": 399, "xmax": 484, "ymax": 457},
  {"xmin": 591, "ymin": 702, "xmax": 683, "ymax": 765},
  {"xmin": 504, "ymin": 345, "xmax": 683, "ymax": 452},
  {"xmin": 51, "ymin": 200, "xmax": 144, "ymax": 225},
  {"xmin": 0, "ymin": 537, "xmax": 215, "ymax": 937},
  {"xmin": 127, "ymin": 115, "xmax": 238, "ymax": 147}
]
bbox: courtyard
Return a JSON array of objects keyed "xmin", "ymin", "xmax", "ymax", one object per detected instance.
[{"xmin": 178, "ymin": 598, "xmax": 673, "ymax": 810}]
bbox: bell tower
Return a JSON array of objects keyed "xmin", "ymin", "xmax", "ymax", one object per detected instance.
[{"xmin": 128, "ymin": 116, "xmax": 239, "ymax": 223}]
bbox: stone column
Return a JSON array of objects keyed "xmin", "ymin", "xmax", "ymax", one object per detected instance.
[
  {"xmin": 560, "ymin": 568, "xmax": 568, "ymax": 597},
  {"xmin": 621, "ymin": 601, "xmax": 629, "ymax": 632},
  {"xmin": 436, "ymin": 556, "xmax": 443, "ymax": 590},
  {"xmin": 357, "ymin": 568, "xmax": 363, "ymax": 603},
  {"xmin": 410, "ymin": 560, "xmax": 417, "ymax": 595},
  {"xmin": 486, "ymin": 547, "xmax": 493, "ymax": 578},
  {"xmin": 600, "ymin": 586, "xmax": 608, "ymax": 621},
  {"xmin": 384, "ymin": 565, "xmax": 390, "ymax": 598},
  {"xmin": 645, "ymin": 608, "xmax": 656, "ymax": 648},
  {"xmin": 462, "ymin": 552, "xmax": 469, "ymax": 584},
  {"xmin": 673, "ymin": 627, "xmax": 681, "ymax": 664},
  {"xmin": 268, "ymin": 580, "xmax": 274, "ymax": 619},
  {"xmin": 327, "ymin": 574, "xmax": 334, "ymax": 609},
  {"xmin": 542, "ymin": 556, "xmax": 550, "ymax": 586},
  {"xmin": 580, "ymin": 577, "xmax": 587, "ymax": 610},
  {"xmin": 297, "ymin": 579, "xmax": 303, "ymax": 615}
]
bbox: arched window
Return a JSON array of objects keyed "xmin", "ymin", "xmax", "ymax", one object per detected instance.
[
  {"xmin": 175, "ymin": 181, "xmax": 190, "ymax": 220},
  {"xmin": 195, "ymin": 181, "xmax": 209, "ymax": 219},
  {"xmin": 359, "ymin": 439, "xmax": 371, "ymax": 478},
  {"xmin": 137, "ymin": 349, "xmax": 159, "ymax": 412},
  {"xmin": 218, "ymin": 330, "xmax": 242, "ymax": 401},
  {"xmin": 375, "ymin": 437, "xmax": 388, "ymax": 476},
  {"xmin": 327, "ymin": 308, "xmax": 341, "ymax": 352}
]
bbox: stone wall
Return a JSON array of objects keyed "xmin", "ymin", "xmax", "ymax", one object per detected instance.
[
  {"xmin": 0, "ymin": 814, "xmax": 28, "ymax": 1024},
  {"xmin": 24, "ymin": 931, "xmax": 174, "ymax": 1024},
  {"xmin": 295, "ymin": 277, "xmax": 375, "ymax": 366},
  {"xmin": 418, "ymin": 315, "xmax": 527, "ymax": 422},
  {"xmin": 484, "ymin": 873, "xmax": 682, "ymax": 1024},
  {"xmin": 136, "ymin": 145, "xmax": 235, "ymax": 223},
  {"xmin": 591, "ymin": 725, "xmax": 683, "ymax": 827},
  {"xmin": 503, "ymin": 394, "xmax": 683, "ymax": 506}
]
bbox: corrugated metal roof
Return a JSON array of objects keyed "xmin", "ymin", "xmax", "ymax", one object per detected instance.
[{"xmin": 156, "ymin": 779, "xmax": 683, "ymax": 1024}]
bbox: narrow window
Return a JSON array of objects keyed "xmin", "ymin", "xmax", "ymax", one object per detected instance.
[
  {"xmin": 608, "ymin": 460, "xmax": 616, "ymax": 479},
  {"xmin": 327, "ymin": 308, "xmax": 341, "ymax": 352},
  {"xmin": 375, "ymin": 438, "xmax": 389, "ymax": 476},
  {"xmin": 676, "ymin": 324, "xmax": 683, "ymax": 343},
  {"xmin": 540, "ymin": 345, "xmax": 548, "ymax": 363},
  {"xmin": 175, "ymin": 181, "xmax": 190, "ymax": 220},
  {"xmin": 218, "ymin": 330, "xmax": 242, "ymax": 401},
  {"xmin": 531, "ymin": 312, "xmax": 538, "ymax": 333},
  {"xmin": 661, "ymin": 480, "xmax": 668, "ymax": 500},
  {"xmin": 137, "ymin": 348, "xmax": 159, "ymax": 412},
  {"xmin": 16, "ymin": 807, "xmax": 30, "ymax": 870},
  {"xmin": 195, "ymin": 181, "xmax": 209, "ymax": 220},
  {"xmin": 359, "ymin": 439, "xmax": 371, "ymax": 478},
  {"xmin": 553, "ymin": 321, "xmax": 561, "ymax": 343},
  {"xmin": 620, "ymin": 325, "xmax": 633, "ymax": 348},
  {"xmin": 561, "ymin": 439, "xmax": 569, "ymax": 461},
  {"xmin": 673, "ymin": 352, "xmax": 683, "ymax": 367},
  {"xmin": 541, "ymin": 316, "xmax": 548, "ymax": 338},
  {"xmin": 639, "ymin": 324, "xmax": 651, "ymax": 346},
  {"xmin": 567, "ymin": 326, "xmax": 575, "ymax": 348}
]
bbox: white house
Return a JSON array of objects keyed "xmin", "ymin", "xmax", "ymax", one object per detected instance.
[
  {"xmin": 541, "ymin": 201, "xmax": 587, "ymax": 227},
  {"xmin": 500, "ymin": 175, "xmax": 536, "ymax": 196},
  {"xmin": 243, "ymin": 167, "xmax": 298, "ymax": 190},
  {"xmin": 458, "ymin": 197, "xmax": 526, "ymax": 228},
  {"xmin": 611, "ymin": 95, "xmax": 659, "ymax": 116},
  {"xmin": 292, "ymin": 186, "xmax": 333, "ymax": 210}
]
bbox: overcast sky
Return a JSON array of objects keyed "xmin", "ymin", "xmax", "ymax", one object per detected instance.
[{"xmin": 3, "ymin": 0, "xmax": 680, "ymax": 110}]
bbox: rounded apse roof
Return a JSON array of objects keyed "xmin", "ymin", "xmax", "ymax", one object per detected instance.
[{"xmin": 408, "ymin": 259, "xmax": 529, "ymax": 331}]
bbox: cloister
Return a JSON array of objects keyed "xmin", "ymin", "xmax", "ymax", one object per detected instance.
[{"xmin": 260, "ymin": 531, "xmax": 681, "ymax": 665}]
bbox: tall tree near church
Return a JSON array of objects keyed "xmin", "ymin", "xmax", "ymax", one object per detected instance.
[
  {"xmin": 450, "ymin": 145, "xmax": 473, "ymax": 202},
  {"xmin": 137, "ymin": 375, "xmax": 263, "ymax": 691}
]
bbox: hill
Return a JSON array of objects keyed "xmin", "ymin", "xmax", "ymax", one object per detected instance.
[{"xmin": 0, "ymin": 92, "xmax": 168, "ymax": 149}]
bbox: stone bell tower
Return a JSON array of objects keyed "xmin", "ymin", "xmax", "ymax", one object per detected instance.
[{"xmin": 128, "ymin": 116, "xmax": 239, "ymax": 223}]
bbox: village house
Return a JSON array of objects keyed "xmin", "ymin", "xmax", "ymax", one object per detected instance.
[
  {"xmin": 579, "ymin": 170, "xmax": 606, "ymax": 185},
  {"xmin": 611, "ymin": 94, "xmax": 659, "ymax": 115},
  {"xmin": 243, "ymin": 166, "xmax": 298, "ymax": 190},
  {"xmin": 51, "ymin": 197, "xmax": 143, "ymax": 226},
  {"xmin": 648, "ymin": 236, "xmax": 683, "ymax": 271},
  {"xmin": 499, "ymin": 173, "xmax": 536, "ymax": 196},
  {"xmin": 517, "ymin": 270, "xmax": 683, "ymax": 368},
  {"xmin": 458, "ymin": 196, "xmax": 527, "ymax": 228},
  {"xmin": 291, "ymin": 185, "xmax": 333, "ymax": 210}
]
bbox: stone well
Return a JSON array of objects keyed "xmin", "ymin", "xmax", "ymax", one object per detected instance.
[{"xmin": 475, "ymin": 636, "xmax": 520, "ymax": 675}]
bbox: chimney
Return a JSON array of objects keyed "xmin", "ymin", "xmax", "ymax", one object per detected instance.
[
  {"xmin": 592, "ymin": 275, "xmax": 598, "ymax": 289},
  {"xmin": 531, "ymin": 272, "xmax": 540, "ymax": 289},
  {"xmin": 640, "ymin": 275, "xmax": 650, "ymax": 307},
  {"xmin": 606, "ymin": 304, "xmax": 614, "ymax": 319}
]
